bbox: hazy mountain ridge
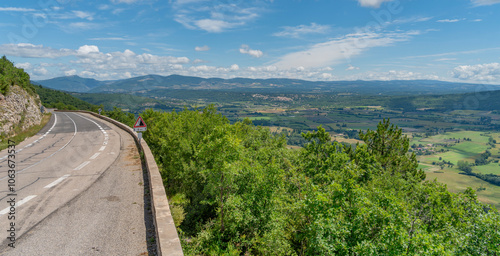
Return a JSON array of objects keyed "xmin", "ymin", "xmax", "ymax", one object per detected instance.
[{"xmin": 35, "ymin": 74, "xmax": 500, "ymax": 95}]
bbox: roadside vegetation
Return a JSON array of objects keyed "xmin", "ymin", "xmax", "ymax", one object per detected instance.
[
  {"xmin": 0, "ymin": 113, "xmax": 52, "ymax": 150},
  {"xmin": 142, "ymin": 106, "xmax": 500, "ymax": 255}
]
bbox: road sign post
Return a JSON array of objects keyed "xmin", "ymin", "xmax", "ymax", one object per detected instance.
[{"xmin": 133, "ymin": 116, "xmax": 147, "ymax": 142}]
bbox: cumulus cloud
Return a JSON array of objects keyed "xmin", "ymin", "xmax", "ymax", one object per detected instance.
[
  {"xmin": 15, "ymin": 62, "xmax": 32, "ymax": 70},
  {"xmin": 471, "ymin": 0, "xmax": 500, "ymax": 6},
  {"xmin": 195, "ymin": 45, "xmax": 210, "ymax": 51},
  {"xmin": 452, "ymin": 63, "xmax": 500, "ymax": 82},
  {"xmin": 0, "ymin": 43, "xmax": 191, "ymax": 80},
  {"xmin": 77, "ymin": 45, "xmax": 100, "ymax": 55},
  {"xmin": 273, "ymin": 23, "xmax": 331, "ymax": 38},
  {"xmin": 356, "ymin": 0, "xmax": 394, "ymax": 8},
  {"xmin": 273, "ymin": 30, "xmax": 420, "ymax": 69},
  {"xmin": 239, "ymin": 45, "xmax": 263, "ymax": 58}
]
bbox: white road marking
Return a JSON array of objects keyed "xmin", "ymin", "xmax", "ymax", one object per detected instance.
[
  {"xmin": 74, "ymin": 161, "xmax": 90, "ymax": 171},
  {"xmin": 90, "ymin": 153, "xmax": 100, "ymax": 160},
  {"xmin": 0, "ymin": 114, "xmax": 58, "ymax": 160},
  {"xmin": 0, "ymin": 195, "xmax": 37, "ymax": 215},
  {"xmin": 0, "ymin": 113, "xmax": 77, "ymax": 181},
  {"xmin": 44, "ymin": 174, "xmax": 70, "ymax": 188}
]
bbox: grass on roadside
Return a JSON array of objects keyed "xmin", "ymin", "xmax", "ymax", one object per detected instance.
[{"xmin": 0, "ymin": 113, "xmax": 52, "ymax": 151}]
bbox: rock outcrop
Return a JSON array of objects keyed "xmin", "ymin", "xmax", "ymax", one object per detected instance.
[{"xmin": 0, "ymin": 85, "xmax": 43, "ymax": 138}]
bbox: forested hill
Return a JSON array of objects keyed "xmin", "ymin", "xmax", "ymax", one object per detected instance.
[
  {"xmin": 142, "ymin": 106, "xmax": 500, "ymax": 255},
  {"xmin": 35, "ymin": 74, "xmax": 500, "ymax": 95},
  {"xmin": 0, "ymin": 56, "xmax": 43, "ymax": 139}
]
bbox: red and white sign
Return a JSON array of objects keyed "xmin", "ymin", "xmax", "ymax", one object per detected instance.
[{"xmin": 134, "ymin": 116, "xmax": 147, "ymax": 132}]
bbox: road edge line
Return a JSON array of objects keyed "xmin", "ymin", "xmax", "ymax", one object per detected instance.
[{"xmin": 57, "ymin": 110, "xmax": 183, "ymax": 256}]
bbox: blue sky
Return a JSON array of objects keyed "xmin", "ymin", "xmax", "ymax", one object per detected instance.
[{"xmin": 1, "ymin": 0, "xmax": 500, "ymax": 84}]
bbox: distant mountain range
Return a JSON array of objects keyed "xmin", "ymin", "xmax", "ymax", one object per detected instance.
[{"xmin": 34, "ymin": 74, "xmax": 500, "ymax": 95}]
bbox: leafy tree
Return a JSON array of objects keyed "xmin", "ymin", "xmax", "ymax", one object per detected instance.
[
  {"xmin": 356, "ymin": 118, "xmax": 425, "ymax": 181},
  {"xmin": 458, "ymin": 160, "xmax": 472, "ymax": 174}
]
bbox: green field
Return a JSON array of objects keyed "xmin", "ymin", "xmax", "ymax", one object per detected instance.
[
  {"xmin": 475, "ymin": 162, "xmax": 500, "ymax": 175},
  {"xmin": 418, "ymin": 131, "xmax": 500, "ymax": 209},
  {"xmin": 426, "ymin": 168, "xmax": 500, "ymax": 209}
]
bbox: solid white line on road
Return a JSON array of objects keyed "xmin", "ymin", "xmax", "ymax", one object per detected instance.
[
  {"xmin": 0, "ymin": 195, "xmax": 37, "ymax": 215},
  {"xmin": 89, "ymin": 153, "xmax": 100, "ymax": 160},
  {"xmin": 99, "ymin": 146, "xmax": 106, "ymax": 151},
  {"xmin": 44, "ymin": 174, "xmax": 70, "ymax": 189},
  {"xmin": 0, "ymin": 114, "xmax": 58, "ymax": 160},
  {"xmin": 0, "ymin": 114, "xmax": 77, "ymax": 181},
  {"xmin": 74, "ymin": 161, "xmax": 90, "ymax": 171}
]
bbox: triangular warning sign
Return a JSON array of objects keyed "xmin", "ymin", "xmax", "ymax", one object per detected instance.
[{"xmin": 134, "ymin": 116, "xmax": 147, "ymax": 128}]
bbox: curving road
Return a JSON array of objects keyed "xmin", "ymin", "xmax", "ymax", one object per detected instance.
[{"xmin": 0, "ymin": 112, "xmax": 153, "ymax": 255}]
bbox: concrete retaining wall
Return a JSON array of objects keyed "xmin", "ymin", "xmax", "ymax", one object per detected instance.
[{"xmin": 57, "ymin": 110, "xmax": 183, "ymax": 256}]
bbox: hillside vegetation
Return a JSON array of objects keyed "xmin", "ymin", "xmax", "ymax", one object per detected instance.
[
  {"xmin": 34, "ymin": 85, "xmax": 97, "ymax": 111},
  {"xmin": 0, "ymin": 56, "xmax": 35, "ymax": 95},
  {"xmin": 142, "ymin": 106, "xmax": 500, "ymax": 255}
]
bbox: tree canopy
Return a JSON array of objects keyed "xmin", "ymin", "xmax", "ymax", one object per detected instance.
[{"xmin": 141, "ymin": 106, "xmax": 500, "ymax": 255}]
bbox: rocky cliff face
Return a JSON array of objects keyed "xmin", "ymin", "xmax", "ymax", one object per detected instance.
[{"xmin": 0, "ymin": 85, "xmax": 43, "ymax": 138}]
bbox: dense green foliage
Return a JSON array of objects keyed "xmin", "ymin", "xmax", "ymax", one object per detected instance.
[
  {"xmin": 0, "ymin": 56, "xmax": 35, "ymax": 95},
  {"xmin": 142, "ymin": 106, "xmax": 500, "ymax": 255},
  {"xmin": 35, "ymin": 85, "xmax": 97, "ymax": 110},
  {"xmin": 103, "ymin": 106, "xmax": 136, "ymax": 127}
]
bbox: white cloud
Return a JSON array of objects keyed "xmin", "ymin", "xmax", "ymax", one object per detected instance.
[
  {"xmin": 76, "ymin": 45, "xmax": 100, "ymax": 55},
  {"xmin": 33, "ymin": 67, "xmax": 48, "ymax": 76},
  {"xmin": 473, "ymin": 19, "xmax": 483, "ymax": 22},
  {"xmin": 193, "ymin": 59, "xmax": 206, "ymax": 64},
  {"xmin": 0, "ymin": 43, "xmax": 191, "ymax": 80},
  {"xmin": 51, "ymin": 11, "xmax": 95, "ymax": 21},
  {"xmin": 89, "ymin": 37, "xmax": 128, "ymax": 41},
  {"xmin": 273, "ymin": 30, "xmax": 420, "ymax": 69},
  {"xmin": 72, "ymin": 11, "xmax": 94, "ymax": 21},
  {"xmin": 230, "ymin": 64, "xmax": 239, "ymax": 71},
  {"xmin": 65, "ymin": 69, "xmax": 77, "ymax": 76},
  {"xmin": 452, "ymin": 63, "xmax": 500, "ymax": 82},
  {"xmin": 437, "ymin": 19, "xmax": 462, "ymax": 23},
  {"xmin": 98, "ymin": 5, "xmax": 110, "ymax": 10},
  {"xmin": 273, "ymin": 23, "xmax": 331, "ymax": 38},
  {"xmin": 471, "ymin": 0, "xmax": 500, "ymax": 6},
  {"xmin": 346, "ymin": 65, "xmax": 360, "ymax": 71},
  {"xmin": 67, "ymin": 22, "xmax": 102, "ymax": 30},
  {"xmin": 392, "ymin": 16, "xmax": 433, "ymax": 24},
  {"xmin": 0, "ymin": 7, "xmax": 36, "ymax": 12},
  {"xmin": 172, "ymin": 1, "xmax": 267, "ymax": 32},
  {"xmin": 239, "ymin": 45, "xmax": 263, "ymax": 58},
  {"xmin": 15, "ymin": 62, "xmax": 32, "ymax": 70},
  {"xmin": 195, "ymin": 45, "xmax": 210, "ymax": 51},
  {"xmin": 356, "ymin": 0, "xmax": 394, "ymax": 8},
  {"xmin": 0, "ymin": 43, "xmax": 73, "ymax": 58},
  {"xmin": 111, "ymin": 0, "xmax": 142, "ymax": 4},
  {"xmin": 348, "ymin": 70, "xmax": 440, "ymax": 81},
  {"xmin": 195, "ymin": 19, "xmax": 241, "ymax": 33}
]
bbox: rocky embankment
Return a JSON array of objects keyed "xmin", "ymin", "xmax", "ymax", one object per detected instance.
[{"xmin": 0, "ymin": 85, "xmax": 43, "ymax": 138}]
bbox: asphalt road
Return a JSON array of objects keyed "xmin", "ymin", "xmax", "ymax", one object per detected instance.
[{"xmin": 0, "ymin": 112, "xmax": 153, "ymax": 255}]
